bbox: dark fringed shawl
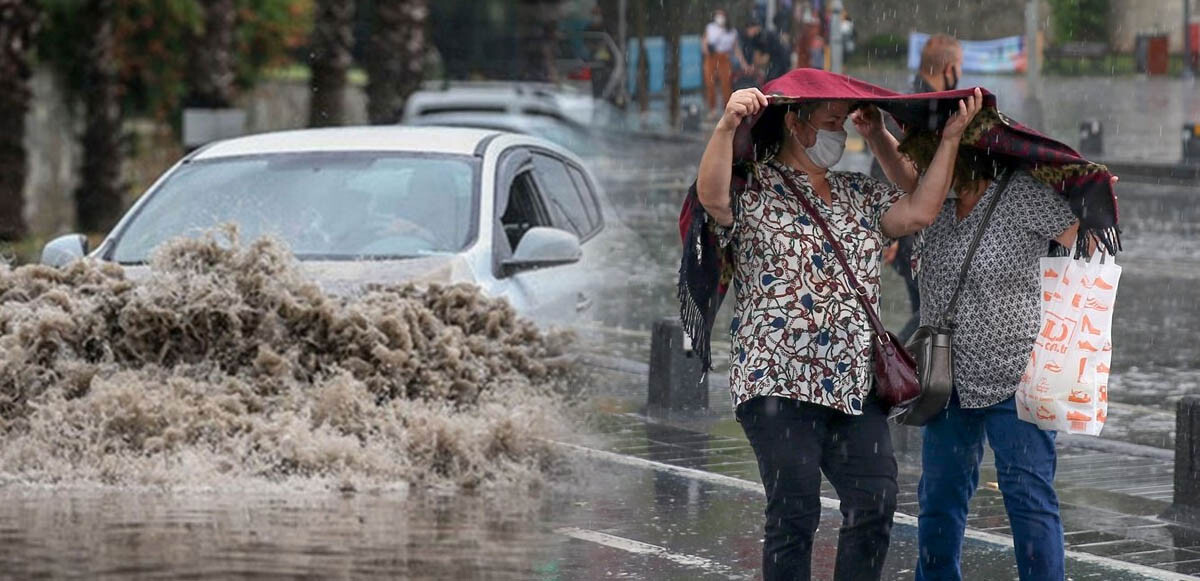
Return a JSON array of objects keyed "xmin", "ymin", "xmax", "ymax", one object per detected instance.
[{"xmin": 678, "ymin": 68, "xmax": 1122, "ymax": 372}]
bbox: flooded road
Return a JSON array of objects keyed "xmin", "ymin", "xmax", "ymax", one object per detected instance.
[{"xmin": 0, "ymin": 455, "xmax": 1178, "ymax": 580}]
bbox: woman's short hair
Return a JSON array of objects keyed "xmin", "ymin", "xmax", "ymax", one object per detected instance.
[
  {"xmin": 750, "ymin": 100, "xmax": 822, "ymax": 160},
  {"xmin": 898, "ymin": 129, "xmax": 1014, "ymax": 186}
]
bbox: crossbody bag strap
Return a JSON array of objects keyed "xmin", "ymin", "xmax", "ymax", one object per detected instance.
[
  {"xmin": 774, "ymin": 166, "xmax": 889, "ymax": 339},
  {"xmin": 942, "ymin": 168, "xmax": 1015, "ymax": 326}
]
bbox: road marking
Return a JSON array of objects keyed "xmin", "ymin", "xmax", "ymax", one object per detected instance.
[
  {"xmin": 555, "ymin": 526, "xmax": 745, "ymax": 578},
  {"xmin": 557, "ymin": 441, "xmax": 1194, "ymax": 581}
]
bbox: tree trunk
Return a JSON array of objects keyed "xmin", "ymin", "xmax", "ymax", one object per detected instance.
[
  {"xmin": 76, "ymin": 0, "xmax": 124, "ymax": 233},
  {"xmin": 186, "ymin": 0, "xmax": 237, "ymax": 108},
  {"xmin": 634, "ymin": 0, "xmax": 648, "ymax": 114},
  {"xmin": 664, "ymin": 1, "xmax": 681, "ymax": 130},
  {"xmin": 0, "ymin": 0, "xmax": 38, "ymax": 241},
  {"xmin": 365, "ymin": 0, "xmax": 428, "ymax": 125},
  {"xmin": 308, "ymin": 0, "xmax": 355, "ymax": 127},
  {"xmin": 516, "ymin": 0, "xmax": 561, "ymax": 82}
]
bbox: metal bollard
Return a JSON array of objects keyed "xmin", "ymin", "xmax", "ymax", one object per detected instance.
[
  {"xmin": 1079, "ymin": 119, "xmax": 1103, "ymax": 157},
  {"xmin": 1165, "ymin": 395, "xmax": 1200, "ymax": 524},
  {"xmin": 647, "ymin": 317, "xmax": 708, "ymax": 415},
  {"xmin": 1183, "ymin": 123, "xmax": 1200, "ymax": 164}
]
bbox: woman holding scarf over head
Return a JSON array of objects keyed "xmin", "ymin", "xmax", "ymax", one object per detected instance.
[
  {"xmin": 693, "ymin": 68, "xmax": 982, "ymax": 580},
  {"xmin": 873, "ymin": 114, "xmax": 1120, "ymax": 581}
]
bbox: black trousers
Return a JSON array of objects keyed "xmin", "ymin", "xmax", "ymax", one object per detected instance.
[{"xmin": 737, "ymin": 394, "xmax": 899, "ymax": 581}]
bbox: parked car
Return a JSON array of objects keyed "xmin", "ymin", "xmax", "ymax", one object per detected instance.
[
  {"xmin": 402, "ymin": 82, "xmax": 628, "ymax": 158},
  {"xmin": 41, "ymin": 126, "xmax": 628, "ymax": 327}
]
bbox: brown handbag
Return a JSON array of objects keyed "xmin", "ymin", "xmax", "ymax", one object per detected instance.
[{"xmin": 777, "ymin": 168, "xmax": 921, "ymax": 409}]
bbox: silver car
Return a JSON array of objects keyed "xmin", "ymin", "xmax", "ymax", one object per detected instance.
[{"xmin": 42, "ymin": 126, "xmax": 627, "ymax": 327}]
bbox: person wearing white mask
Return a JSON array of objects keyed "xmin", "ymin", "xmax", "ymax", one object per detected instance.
[
  {"xmin": 695, "ymin": 82, "xmax": 981, "ymax": 580},
  {"xmin": 703, "ymin": 9, "xmax": 749, "ymax": 120}
]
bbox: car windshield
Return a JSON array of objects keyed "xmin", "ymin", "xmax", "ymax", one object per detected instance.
[{"xmin": 110, "ymin": 152, "xmax": 478, "ymax": 264}]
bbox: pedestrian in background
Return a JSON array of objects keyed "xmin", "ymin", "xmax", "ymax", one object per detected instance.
[
  {"xmin": 703, "ymin": 9, "xmax": 749, "ymax": 120},
  {"xmin": 871, "ymin": 33, "xmax": 964, "ymax": 342}
]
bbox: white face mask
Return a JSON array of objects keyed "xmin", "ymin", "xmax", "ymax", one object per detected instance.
[
  {"xmin": 714, "ymin": 14, "xmax": 727, "ymax": 27},
  {"xmin": 796, "ymin": 121, "xmax": 847, "ymax": 169}
]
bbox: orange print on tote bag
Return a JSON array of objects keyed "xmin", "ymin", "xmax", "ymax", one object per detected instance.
[{"xmin": 1016, "ymin": 252, "xmax": 1121, "ymax": 435}]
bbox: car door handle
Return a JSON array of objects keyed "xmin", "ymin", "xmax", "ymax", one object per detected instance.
[{"xmin": 576, "ymin": 293, "xmax": 593, "ymax": 312}]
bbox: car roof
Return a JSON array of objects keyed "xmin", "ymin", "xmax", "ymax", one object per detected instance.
[{"xmin": 190, "ymin": 126, "xmax": 502, "ymax": 160}]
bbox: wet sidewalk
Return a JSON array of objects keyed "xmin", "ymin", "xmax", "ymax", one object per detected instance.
[{"xmin": 568, "ymin": 362, "xmax": 1200, "ymax": 580}]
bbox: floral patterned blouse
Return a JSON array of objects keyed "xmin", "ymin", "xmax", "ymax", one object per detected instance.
[{"xmin": 716, "ymin": 160, "xmax": 905, "ymax": 414}]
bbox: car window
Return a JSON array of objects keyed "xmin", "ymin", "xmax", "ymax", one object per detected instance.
[
  {"xmin": 530, "ymin": 153, "xmax": 596, "ymax": 239},
  {"xmin": 565, "ymin": 165, "xmax": 602, "ymax": 227},
  {"xmin": 110, "ymin": 153, "xmax": 478, "ymax": 263},
  {"xmin": 500, "ymin": 170, "xmax": 552, "ymax": 252}
]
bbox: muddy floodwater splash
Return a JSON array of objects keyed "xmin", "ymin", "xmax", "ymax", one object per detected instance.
[{"xmin": 0, "ymin": 230, "xmax": 576, "ymax": 490}]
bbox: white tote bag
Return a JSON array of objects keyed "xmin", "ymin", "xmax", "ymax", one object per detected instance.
[{"xmin": 1016, "ymin": 252, "xmax": 1121, "ymax": 435}]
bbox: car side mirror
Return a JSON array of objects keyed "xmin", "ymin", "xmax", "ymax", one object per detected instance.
[
  {"xmin": 501, "ymin": 227, "xmax": 582, "ymax": 276},
  {"xmin": 41, "ymin": 234, "xmax": 89, "ymax": 267}
]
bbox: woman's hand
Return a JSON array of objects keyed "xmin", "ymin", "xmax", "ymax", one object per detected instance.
[
  {"xmin": 940, "ymin": 87, "xmax": 983, "ymax": 143},
  {"xmin": 717, "ymin": 88, "xmax": 770, "ymax": 133},
  {"xmin": 850, "ymin": 104, "xmax": 885, "ymax": 139}
]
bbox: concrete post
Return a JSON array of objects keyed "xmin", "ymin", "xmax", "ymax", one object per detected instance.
[
  {"xmin": 1167, "ymin": 395, "xmax": 1200, "ymax": 524},
  {"xmin": 1079, "ymin": 119, "xmax": 1103, "ymax": 157},
  {"xmin": 647, "ymin": 317, "xmax": 708, "ymax": 415}
]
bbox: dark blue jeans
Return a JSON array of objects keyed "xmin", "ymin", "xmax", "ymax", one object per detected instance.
[
  {"xmin": 738, "ymin": 394, "xmax": 898, "ymax": 581},
  {"xmin": 916, "ymin": 392, "xmax": 1064, "ymax": 581}
]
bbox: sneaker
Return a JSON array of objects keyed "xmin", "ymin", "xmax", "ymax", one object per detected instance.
[
  {"xmin": 1068, "ymin": 390, "xmax": 1091, "ymax": 403},
  {"xmin": 1067, "ymin": 410, "xmax": 1091, "ymax": 422},
  {"xmin": 1044, "ymin": 361, "xmax": 1063, "ymax": 373},
  {"xmin": 1093, "ymin": 277, "xmax": 1114, "ymax": 290},
  {"xmin": 1036, "ymin": 406, "xmax": 1056, "ymax": 420},
  {"xmin": 1036, "ymin": 378, "xmax": 1051, "ymax": 392},
  {"xmin": 1085, "ymin": 297, "xmax": 1109, "ymax": 311},
  {"xmin": 1044, "ymin": 267, "xmax": 1060, "ymax": 278}
]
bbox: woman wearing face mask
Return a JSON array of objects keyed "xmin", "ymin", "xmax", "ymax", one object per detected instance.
[
  {"xmin": 695, "ymin": 80, "xmax": 982, "ymax": 580},
  {"xmin": 703, "ymin": 9, "xmax": 750, "ymax": 120}
]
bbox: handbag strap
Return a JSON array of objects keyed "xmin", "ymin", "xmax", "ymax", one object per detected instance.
[
  {"xmin": 772, "ymin": 164, "xmax": 889, "ymax": 340},
  {"xmin": 942, "ymin": 168, "xmax": 1014, "ymax": 326}
]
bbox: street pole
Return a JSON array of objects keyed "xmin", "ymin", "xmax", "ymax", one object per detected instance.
[
  {"xmin": 618, "ymin": 0, "xmax": 629, "ymax": 102},
  {"xmin": 1185, "ymin": 0, "xmax": 1194, "ymax": 79},
  {"xmin": 767, "ymin": 0, "xmax": 777, "ymax": 32},
  {"xmin": 830, "ymin": 0, "xmax": 843, "ymax": 73},
  {"xmin": 1024, "ymin": 0, "xmax": 1044, "ymax": 130}
]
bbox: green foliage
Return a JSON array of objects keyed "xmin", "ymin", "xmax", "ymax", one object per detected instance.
[
  {"xmin": 37, "ymin": 0, "xmax": 312, "ymax": 120},
  {"xmin": 1048, "ymin": 0, "xmax": 1110, "ymax": 45}
]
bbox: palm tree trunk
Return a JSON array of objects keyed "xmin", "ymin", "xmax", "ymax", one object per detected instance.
[
  {"xmin": 308, "ymin": 0, "xmax": 354, "ymax": 127},
  {"xmin": 516, "ymin": 0, "xmax": 561, "ymax": 82},
  {"xmin": 365, "ymin": 0, "xmax": 428, "ymax": 125},
  {"xmin": 186, "ymin": 0, "xmax": 237, "ymax": 108},
  {"xmin": 75, "ymin": 0, "xmax": 124, "ymax": 234},
  {"xmin": 634, "ymin": 0, "xmax": 648, "ymax": 114},
  {"xmin": 0, "ymin": 0, "xmax": 38, "ymax": 241}
]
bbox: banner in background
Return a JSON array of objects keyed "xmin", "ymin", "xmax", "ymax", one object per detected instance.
[{"xmin": 908, "ymin": 32, "xmax": 1026, "ymax": 74}]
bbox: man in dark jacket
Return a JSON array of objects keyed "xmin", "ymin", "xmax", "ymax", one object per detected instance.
[{"xmin": 871, "ymin": 33, "xmax": 963, "ymax": 342}]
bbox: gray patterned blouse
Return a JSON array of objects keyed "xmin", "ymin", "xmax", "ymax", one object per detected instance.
[{"xmin": 914, "ymin": 170, "xmax": 1078, "ymax": 409}]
